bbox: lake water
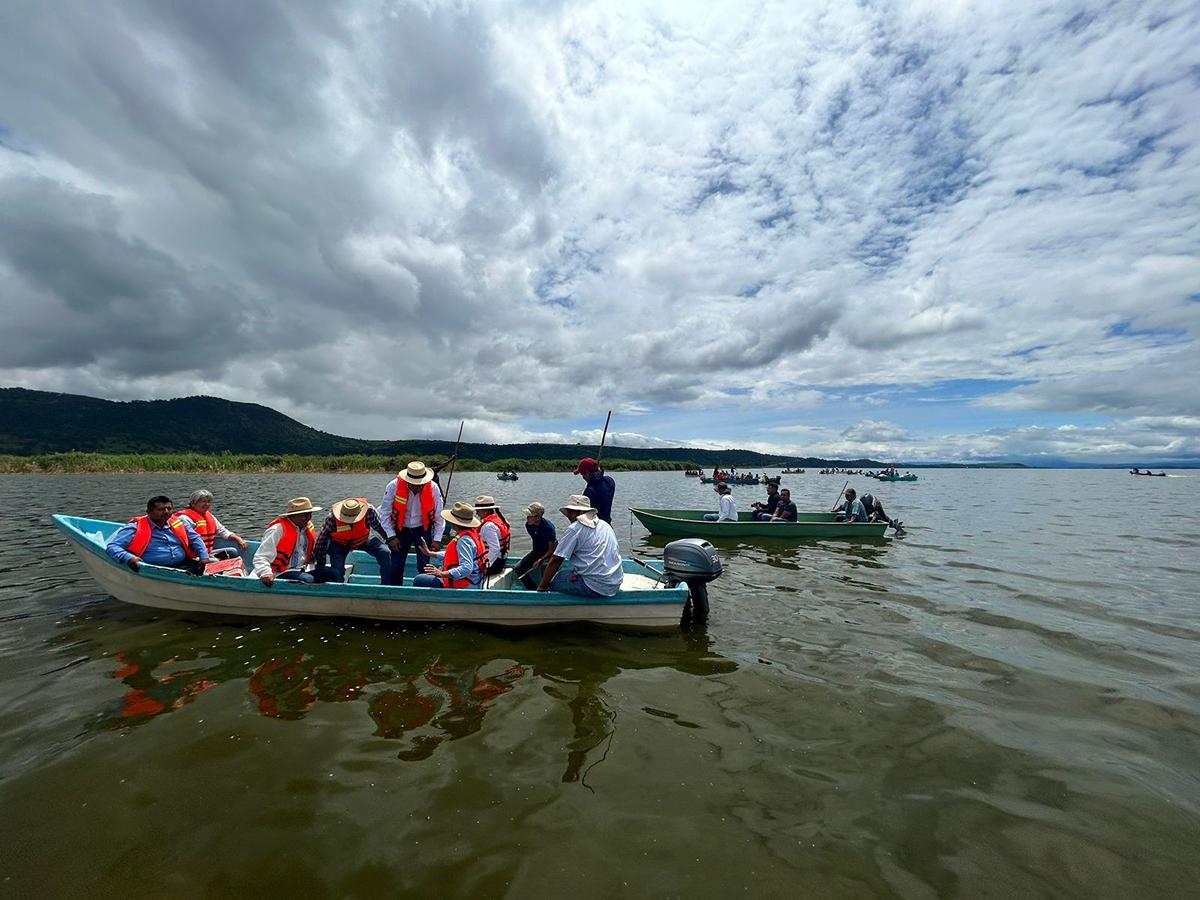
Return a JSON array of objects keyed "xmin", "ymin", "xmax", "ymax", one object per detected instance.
[{"xmin": 1, "ymin": 469, "xmax": 1198, "ymax": 898}]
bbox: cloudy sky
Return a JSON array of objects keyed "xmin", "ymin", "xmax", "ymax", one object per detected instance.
[{"xmin": 1, "ymin": 0, "xmax": 1198, "ymax": 464}]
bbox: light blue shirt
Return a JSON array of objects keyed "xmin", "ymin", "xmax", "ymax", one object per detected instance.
[
  {"xmin": 838, "ymin": 499, "xmax": 868, "ymax": 523},
  {"xmin": 430, "ymin": 530, "xmax": 480, "ymax": 585},
  {"xmin": 106, "ymin": 518, "xmax": 208, "ymax": 566}
]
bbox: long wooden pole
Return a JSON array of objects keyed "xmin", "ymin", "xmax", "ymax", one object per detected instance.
[
  {"xmin": 441, "ymin": 420, "xmax": 464, "ymax": 501},
  {"xmin": 831, "ymin": 479, "xmax": 849, "ymax": 512},
  {"xmin": 595, "ymin": 410, "xmax": 613, "ymax": 467}
]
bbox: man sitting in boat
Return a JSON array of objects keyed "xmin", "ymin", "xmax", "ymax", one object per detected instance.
[
  {"xmin": 750, "ymin": 481, "xmax": 781, "ymax": 521},
  {"xmin": 252, "ymin": 497, "xmax": 332, "ymax": 586},
  {"xmin": 106, "ymin": 495, "xmax": 211, "ymax": 574},
  {"xmin": 833, "ymin": 488, "xmax": 868, "ymax": 523},
  {"xmin": 514, "ymin": 501, "xmax": 557, "ymax": 591},
  {"xmin": 311, "ymin": 497, "xmax": 394, "ymax": 585},
  {"xmin": 474, "ymin": 495, "xmax": 511, "ymax": 577},
  {"xmin": 861, "ymin": 493, "xmax": 904, "ymax": 533},
  {"xmin": 381, "ymin": 461, "xmax": 446, "ymax": 586},
  {"xmin": 575, "ymin": 457, "xmax": 616, "ymax": 524},
  {"xmin": 414, "ymin": 502, "xmax": 487, "ymax": 589},
  {"xmin": 535, "ymin": 495, "xmax": 622, "ymax": 598},
  {"xmin": 173, "ymin": 489, "xmax": 248, "ymax": 560},
  {"xmin": 704, "ymin": 482, "xmax": 738, "ymax": 521},
  {"xmin": 769, "ymin": 488, "xmax": 798, "ymax": 523}
]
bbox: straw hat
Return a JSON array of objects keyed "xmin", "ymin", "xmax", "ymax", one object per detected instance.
[
  {"xmin": 524, "ymin": 501, "xmax": 545, "ymax": 517},
  {"xmin": 332, "ymin": 497, "xmax": 368, "ymax": 523},
  {"xmin": 399, "ymin": 461, "xmax": 435, "ymax": 486},
  {"xmin": 442, "ymin": 501, "xmax": 481, "ymax": 530},
  {"xmin": 474, "ymin": 495, "xmax": 498, "ymax": 511},
  {"xmin": 559, "ymin": 494, "xmax": 599, "ymax": 528},
  {"xmin": 282, "ymin": 497, "xmax": 322, "ymax": 517}
]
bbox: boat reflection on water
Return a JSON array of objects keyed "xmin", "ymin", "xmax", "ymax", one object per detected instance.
[{"xmin": 53, "ymin": 609, "xmax": 737, "ymax": 780}]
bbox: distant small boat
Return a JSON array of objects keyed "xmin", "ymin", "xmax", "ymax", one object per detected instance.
[
  {"xmin": 1130, "ymin": 470, "xmax": 1167, "ymax": 477},
  {"xmin": 872, "ymin": 474, "xmax": 918, "ymax": 482},
  {"xmin": 781, "ymin": 468, "xmax": 805, "ymax": 474},
  {"xmin": 699, "ymin": 477, "xmax": 762, "ymax": 486},
  {"xmin": 496, "ymin": 473, "xmax": 519, "ymax": 481},
  {"xmin": 630, "ymin": 508, "xmax": 887, "ymax": 540}
]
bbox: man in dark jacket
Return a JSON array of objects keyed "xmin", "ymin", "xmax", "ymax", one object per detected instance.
[{"xmin": 574, "ymin": 457, "xmax": 616, "ymax": 523}]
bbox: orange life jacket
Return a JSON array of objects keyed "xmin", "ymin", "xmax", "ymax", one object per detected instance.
[
  {"xmin": 173, "ymin": 508, "xmax": 217, "ymax": 550},
  {"xmin": 267, "ymin": 517, "xmax": 316, "ymax": 574},
  {"xmin": 127, "ymin": 514, "xmax": 199, "ymax": 560},
  {"xmin": 329, "ymin": 499, "xmax": 372, "ymax": 548},
  {"xmin": 391, "ymin": 480, "xmax": 437, "ymax": 531},
  {"xmin": 480, "ymin": 511, "xmax": 511, "ymax": 557},
  {"xmin": 442, "ymin": 529, "xmax": 486, "ymax": 588}
]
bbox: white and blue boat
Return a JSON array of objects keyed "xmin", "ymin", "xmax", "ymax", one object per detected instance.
[{"xmin": 52, "ymin": 515, "xmax": 721, "ymax": 629}]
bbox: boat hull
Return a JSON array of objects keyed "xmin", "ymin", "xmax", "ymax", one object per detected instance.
[
  {"xmin": 630, "ymin": 508, "xmax": 887, "ymax": 539},
  {"xmin": 53, "ymin": 516, "xmax": 690, "ymax": 629}
]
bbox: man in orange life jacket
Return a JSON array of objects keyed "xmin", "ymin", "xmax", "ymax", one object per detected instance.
[
  {"xmin": 381, "ymin": 461, "xmax": 445, "ymax": 586},
  {"xmin": 473, "ymin": 495, "xmax": 511, "ymax": 577},
  {"xmin": 173, "ymin": 489, "xmax": 248, "ymax": 560},
  {"xmin": 252, "ymin": 497, "xmax": 336, "ymax": 587},
  {"xmin": 414, "ymin": 502, "xmax": 486, "ymax": 588},
  {"xmin": 311, "ymin": 496, "xmax": 394, "ymax": 584},
  {"xmin": 106, "ymin": 495, "xmax": 211, "ymax": 575}
]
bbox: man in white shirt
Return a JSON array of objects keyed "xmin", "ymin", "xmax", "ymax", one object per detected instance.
[
  {"xmin": 252, "ymin": 497, "xmax": 335, "ymax": 586},
  {"xmin": 380, "ymin": 461, "xmax": 446, "ymax": 585},
  {"xmin": 704, "ymin": 482, "xmax": 738, "ymax": 521},
  {"xmin": 536, "ymin": 495, "xmax": 623, "ymax": 598}
]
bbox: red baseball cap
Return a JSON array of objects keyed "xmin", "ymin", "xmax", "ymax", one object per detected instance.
[{"xmin": 573, "ymin": 457, "xmax": 598, "ymax": 475}]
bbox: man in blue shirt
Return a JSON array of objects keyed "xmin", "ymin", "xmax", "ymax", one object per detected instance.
[
  {"xmin": 515, "ymin": 501, "xmax": 558, "ymax": 590},
  {"xmin": 574, "ymin": 457, "xmax": 616, "ymax": 523},
  {"xmin": 106, "ymin": 495, "xmax": 210, "ymax": 574}
]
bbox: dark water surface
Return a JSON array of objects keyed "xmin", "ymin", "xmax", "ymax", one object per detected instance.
[{"xmin": 1, "ymin": 470, "xmax": 1198, "ymax": 898}]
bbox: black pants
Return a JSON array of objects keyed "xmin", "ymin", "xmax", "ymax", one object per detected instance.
[
  {"xmin": 171, "ymin": 559, "xmax": 206, "ymax": 576},
  {"xmin": 389, "ymin": 526, "xmax": 432, "ymax": 585},
  {"xmin": 485, "ymin": 554, "xmax": 508, "ymax": 577},
  {"xmin": 515, "ymin": 549, "xmax": 547, "ymax": 591}
]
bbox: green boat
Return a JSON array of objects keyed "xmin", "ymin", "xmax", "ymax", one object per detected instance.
[{"xmin": 629, "ymin": 508, "xmax": 887, "ymax": 539}]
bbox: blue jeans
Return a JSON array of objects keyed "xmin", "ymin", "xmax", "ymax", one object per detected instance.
[
  {"xmin": 326, "ymin": 537, "xmax": 393, "ymax": 585},
  {"xmin": 753, "ymin": 512, "xmax": 773, "ymax": 521},
  {"xmin": 549, "ymin": 569, "xmax": 608, "ymax": 598},
  {"xmin": 411, "ymin": 574, "xmax": 478, "ymax": 589},
  {"xmin": 389, "ymin": 527, "xmax": 432, "ymax": 586}
]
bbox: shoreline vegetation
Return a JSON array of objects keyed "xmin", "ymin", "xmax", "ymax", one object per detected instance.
[{"xmin": 0, "ymin": 452, "xmax": 705, "ymax": 474}]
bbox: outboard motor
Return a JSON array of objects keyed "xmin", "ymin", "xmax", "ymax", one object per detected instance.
[{"xmin": 662, "ymin": 538, "xmax": 723, "ymax": 624}]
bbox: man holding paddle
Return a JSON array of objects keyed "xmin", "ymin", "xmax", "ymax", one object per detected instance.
[{"xmin": 574, "ymin": 457, "xmax": 616, "ymax": 524}]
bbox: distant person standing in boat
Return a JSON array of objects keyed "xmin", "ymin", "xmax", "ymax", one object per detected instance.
[
  {"xmin": 574, "ymin": 457, "xmax": 616, "ymax": 524},
  {"xmin": 311, "ymin": 497, "xmax": 394, "ymax": 585},
  {"xmin": 770, "ymin": 488, "xmax": 798, "ymax": 522},
  {"xmin": 414, "ymin": 502, "xmax": 486, "ymax": 589},
  {"xmin": 833, "ymin": 488, "xmax": 868, "ymax": 523},
  {"xmin": 751, "ymin": 481, "xmax": 781, "ymax": 521},
  {"xmin": 106, "ymin": 495, "xmax": 211, "ymax": 574},
  {"xmin": 704, "ymin": 482, "xmax": 738, "ymax": 521},
  {"xmin": 252, "ymin": 497, "xmax": 333, "ymax": 586},
  {"xmin": 381, "ymin": 461, "xmax": 445, "ymax": 586},
  {"xmin": 536, "ymin": 495, "xmax": 623, "ymax": 598},
  {"xmin": 515, "ymin": 501, "xmax": 558, "ymax": 591},
  {"xmin": 173, "ymin": 489, "xmax": 247, "ymax": 560},
  {"xmin": 474, "ymin": 495, "xmax": 511, "ymax": 577}
]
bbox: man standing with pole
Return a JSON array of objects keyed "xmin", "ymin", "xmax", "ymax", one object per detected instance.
[{"xmin": 574, "ymin": 411, "xmax": 617, "ymax": 524}]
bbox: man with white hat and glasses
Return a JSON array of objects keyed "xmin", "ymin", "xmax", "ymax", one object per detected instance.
[
  {"xmin": 535, "ymin": 495, "xmax": 623, "ymax": 598},
  {"xmin": 253, "ymin": 497, "xmax": 335, "ymax": 587},
  {"xmin": 380, "ymin": 461, "xmax": 445, "ymax": 585}
]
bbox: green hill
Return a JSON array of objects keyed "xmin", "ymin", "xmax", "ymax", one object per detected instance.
[{"xmin": 0, "ymin": 387, "xmax": 854, "ymax": 467}]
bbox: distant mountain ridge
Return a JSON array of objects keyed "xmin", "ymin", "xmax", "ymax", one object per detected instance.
[{"xmin": 1, "ymin": 387, "xmax": 868, "ymax": 467}]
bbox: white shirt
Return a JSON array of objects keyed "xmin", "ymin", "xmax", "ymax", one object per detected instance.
[
  {"xmin": 717, "ymin": 493, "xmax": 738, "ymax": 522},
  {"xmin": 553, "ymin": 519, "xmax": 623, "ymax": 596},
  {"xmin": 252, "ymin": 522, "xmax": 311, "ymax": 579},
  {"xmin": 379, "ymin": 478, "xmax": 445, "ymax": 541},
  {"xmin": 479, "ymin": 519, "xmax": 502, "ymax": 563}
]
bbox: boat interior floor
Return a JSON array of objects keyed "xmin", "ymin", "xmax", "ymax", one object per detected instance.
[{"xmin": 340, "ymin": 568, "xmax": 669, "ymax": 592}]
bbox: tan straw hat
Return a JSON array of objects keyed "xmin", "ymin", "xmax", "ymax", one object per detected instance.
[
  {"xmin": 559, "ymin": 494, "xmax": 599, "ymax": 528},
  {"xmin": 523, "ymin": 501, "xmax": 545, "ymax": 517},
  {"xmin": 332, "ymin": 497, "xmax": 368, "ymax": 523},
  {"xmin": 283, "ymin": 497, "xmax": 322, "ymax": 516},
  {"xmin": 474, "ymin": 495, "xmax": 498, "ymax": 510},
  {"xmin": 442, "ymin": 501, "xmax": 482, "ymax": 530},
  {"xmin": 399, "ymin": 461, "xmax": 435, "ymax": 486}
]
